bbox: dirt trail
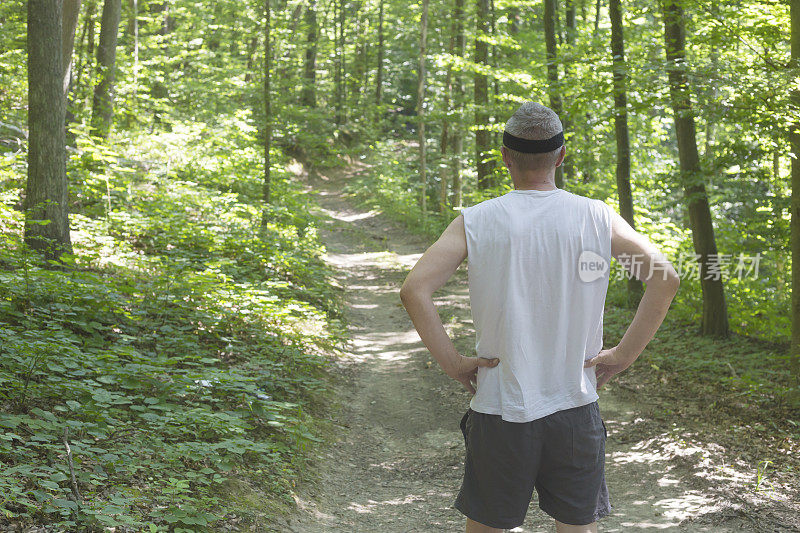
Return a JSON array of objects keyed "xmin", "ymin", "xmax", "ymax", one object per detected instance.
[{"xmin": 271, "ymin": 164, "xmax": 798, "ymax": 532}]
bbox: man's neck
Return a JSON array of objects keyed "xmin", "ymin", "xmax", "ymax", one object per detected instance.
[{"xmin": 511, "ymin": 171, "xmax": 558, "ymax": 191}]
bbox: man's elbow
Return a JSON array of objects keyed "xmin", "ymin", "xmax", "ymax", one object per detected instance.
[
  {"xmin": 399, "ymin": 280, "xmax": 416, "ymax": 307},
  {"xmin": 399, "ymin": 279, "xmax": 427, "ymax": 306},
  {"xmin": 661, "ymin": 268, "xmax": 681, "ymax": 295}
]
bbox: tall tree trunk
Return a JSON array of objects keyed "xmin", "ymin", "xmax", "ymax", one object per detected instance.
[
  {"xmin": 350, "ymin": 1, "xmax": 366, "ymax": 104},
  {"xmin": 62, "ymin": 0, "xmax": 81, "ymax": 147},
  {"xmin": 376, "ymin": 0, "xmax": 384, "ymax": 105},
  {"xmin": 562, "ymin": 0, "xmax": 576, "ymax": 182},
  {"xmin": 418, "ymin": 0, "xmax": 429, "ymax": 223},
  {"xmin": 61, "ymin": 0, "xmax": 81, "ymax": 96},
  {"xmin": 474, "ymin": 0, "xmax": 492, "ymax": 189},
  {"xmin": 663, "ymin": 0, "xmax": 729, "ymax": 337},
  {"xmin": 74, "ymin": 1, "xmax": 96, "ymax": 98},
  {"xmin": 334, "ymin": 0, "xmax": 344, "ymax": 124},
  {"xmin": 490, "ymin": 0, "xmax": 499, "ymax": 148},
  {"xmin": 302, "ymin": 0, "xmax": 317, "ymax": 106},
  {"xmin": 90, "ymin": 0, "xmax": 122, "ymax": 138},
  {"xmin": 544, "ymin": 0, "xmax": 564, "ymax": 188},
  {"xmin": 26, "ymin": 0, "xmax": 73, "ymax": 260},
  {"xmin": 594, "ymin": 0, "xmax": 601, "ymax": 34},
  {"xmin": 439, "ymin": 0, "xmax": 464, "ymax": 213},
  {"xmin": 262, "ymin": 0, "xmax": 272, "ymax": 223},
  {"xmin": 790, "ymin": 0, "xmax": 800, "ymax": 377},
  {"xmin": 439, "ymin": 36, "xmax": 453, "ymax": 212},
  {"xmin": 609, "ymin": 0, "xmax": 643, "ymax": 303},
  {"xmin": 452, "ymin": 0, "xmax": 465, "ymax": 208},
  {"xmin": 132, "ymin": 0, "xmax": 138, "ymax": 95}
]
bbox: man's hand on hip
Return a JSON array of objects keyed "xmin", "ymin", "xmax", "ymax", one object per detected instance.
[
  {"xmin": 446, "ymin": 355, "xmax": 500, "ymax": 394},
  {"xmin": 583, "ymin": 345, "xmax": 634, "ymax": 388}
]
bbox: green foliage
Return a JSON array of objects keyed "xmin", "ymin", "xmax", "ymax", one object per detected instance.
[{"xmin": 0, "ymin": 122, "xmax": 345, "ymax": 529}]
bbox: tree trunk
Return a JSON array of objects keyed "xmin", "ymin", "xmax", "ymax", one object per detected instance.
[
  {"xmin": 609, "ymin": 0, "xmax": 643, "ymax": 303},
  {"xmin": 62, "ymin": 0, "xmax": 81, "ymax": 147},
  {"xmin": 594, "ymin": 0, "xmax": 601, "ymax": 34},
  {"xmin": 562, "ymin": 0, "xmax": 576, "ymax": 183},
  {"xmin": 350, "ymin": 1, "xmax": 366, "ymax": 103},
  {"xmin": 452, "ymin": 0, "xmax": 465, "ymax": 208},
  {"xmin": 439, "ymin": 0, "xmax": 461, "ymax": 213},
  {"xmin": 90, "ymin": 0, "xmax": 122, "ymax": 138},
  {"xmin": 61, "ymin": 0, "xmax": 81, "ymax": 96},
  {"xmin": 26, "ymin": 0, "xmax": 73, "ymax": 260},
  {"xmin": 790, "ymin": 0, "xmax": 800, "ymax": 377},
  {"xmin": 544, "ymin": 0, "xmax": 564, "ymax": 188},
  {"xmin": 262, "ymin": 0, "xmax": 271, "ymax": 224},
  {"xmin": 244, "ymin": 36, "xmax": 258, "ymax": 83},
  {"xmin": 376, "ymin": 0, "xmax": 384, "ymax": 106},
  {"xmin": 334, "ymin": 0, "xmax": 344, "ymax": 124},
  {"xmin": 301, "ymin": 0, "xmax": 317, "ymax": 106},
  {"xmin": 474, "ymin": 0, "xmax": 492, "ymax": 189},
  {"xmin": 418, "ymin": 0, "xmax": 429, "ymax": 222},
  {"xmin": 74, "ymin": 1, "xmax": 96, "ymax": 96},
  {"xmin": 490, "ymin": 0, "xmax": 499, "ymax": 148},
  {"xmin": 663, "ymin": 0, "xmax": 729, "ymax": 337}
]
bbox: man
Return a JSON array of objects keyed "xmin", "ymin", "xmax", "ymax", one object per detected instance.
[{"xmin": 399, "ymin": 102, "xmax": 680, "ymax": 533}]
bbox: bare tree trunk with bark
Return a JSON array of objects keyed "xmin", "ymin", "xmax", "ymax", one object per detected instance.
[
  {"xmin": 609, "ymin": 0, "xmax": 643, "ymax": 303},
  {"xmin": 26, "ymin": 0, "xmax": 73, "ymax": 260},
  {"xmin": 544, "ymin": 0, "xmax": 564, "ymax": 188},
  {"xmin": 663, "ymin": 0, "xmax": 729, "ymax": 337},
  {"xmin": 474, "ymin": 0, "xmax": 492, "ymax": 189},
  {"xmin": 90, "ymin": 0, "xmax": 122, "ymax": 138},
  {"xmin": 418, "ymin": 0, "xmax": 429, "ymax": 223}
]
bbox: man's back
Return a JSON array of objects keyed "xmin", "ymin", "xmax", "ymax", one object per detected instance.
[{"xmin": 461, "ymin": 188, "xmax": 613, "ymax": 422}]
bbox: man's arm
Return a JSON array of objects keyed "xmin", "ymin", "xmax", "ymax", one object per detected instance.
[
  {"xmin": 584, "ymin": 211, "xmax": 681, "ymax": 387},
  {"xmin": 400, "ymin": 215, "xmax": 498, "ymax": 394}
]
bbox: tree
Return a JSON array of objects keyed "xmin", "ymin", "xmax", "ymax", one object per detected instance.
[
  {"xmin": 609, "ymin": 0, "xmax": 643, "ymax": 303},
  {"xmin": 474, "ymin": 0, "xmax": 492, "ymax": 189},
  {"xmin": 439, "ymin": 0, "xmax": 465, "ymax": 212},
  {"xmin": 663, "ymin": 0, "xmax": 729, "ymax": 336},
  {"xmin": 562, "ymin": 0, "xmax": 576, "ymax": 182},
  {"xmin": 376, "ymin": 0, "xmax": 384, "ymax": 106},
  {"xmin": 544, "ymin": 0, "xmax": 564, "ymax": 188},
  {"xmin": 301, "ymin": 0, "xmax": 317, "ymax": 107},
  {"xmin": 90, "ymin": 0, "xmax": 122, "ymax": 138},
  {"xmin": 262, "ymin": 0, "xmax": 272, "ymax": 222},
  {"xmin": 334, "ymin": 0, "xmax": 344, "ymax": 125},
  {"xmin": 791, "ymin": 0, "xmax": 800, "ymax": 376},
  {"xmin": 418, "ymin": 0, "xmax": 429, "ymax": 222},
  {"xmin": 451, "ymin": 0, "xmax": 466, "ymax": 208},
  {"xmin": 61, "ymin": 0, "xmax": 81, "ymax": 96},
  {"xmin": 25, "ymin": 0, "xmax": 73, "ymax": 259}
]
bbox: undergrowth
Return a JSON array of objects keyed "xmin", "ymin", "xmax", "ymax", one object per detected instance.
[{"xmin": 0, "ymin": 118, "xmax": 345, "ymax": 530}]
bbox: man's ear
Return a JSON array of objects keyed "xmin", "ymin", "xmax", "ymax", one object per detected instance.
[
  {"xmin": 501, "ymin": 146, "xmax": 512, "ymax": 170},
  {"xmin": 554, "ymin": 145, "xmax": 566, "ymax": 168}
]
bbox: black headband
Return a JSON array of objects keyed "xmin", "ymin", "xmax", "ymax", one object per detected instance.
[{"xmin": 503, "ymin": 130, "xmax": 565, "ymax": 154}]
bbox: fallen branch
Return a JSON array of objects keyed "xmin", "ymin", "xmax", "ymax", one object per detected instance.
[{"xmin": 62, "ymin": 428, "xmax": 82, "ymax": 503}]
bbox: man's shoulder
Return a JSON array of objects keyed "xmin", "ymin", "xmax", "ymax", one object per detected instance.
[
  {"xmin": 562, "ymin": 191, "xmax": 614, "ymax": 215},
  {"xmin": 459, "ymin": 195, "xmax": 506, "ymax": 217}
]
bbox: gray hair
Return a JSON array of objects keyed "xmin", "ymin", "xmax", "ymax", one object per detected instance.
[{"xmin": 503, "ymin": 102, "xmax": 564, "ymax": 171}]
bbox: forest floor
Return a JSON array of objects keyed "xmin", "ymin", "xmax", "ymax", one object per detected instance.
[{"xmin": 267, "ymin": 161, "xmax": 800, "ymax": 532}]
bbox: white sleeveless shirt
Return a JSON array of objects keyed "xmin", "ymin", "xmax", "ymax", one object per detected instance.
[{"xmin": 460, "ymin": 188, "xmax": 613, "ymax": 422}]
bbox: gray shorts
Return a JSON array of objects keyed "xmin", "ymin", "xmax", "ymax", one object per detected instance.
[{"xmin": 454, "ymin": 401, "xmax": 612, "ymax": 529}]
